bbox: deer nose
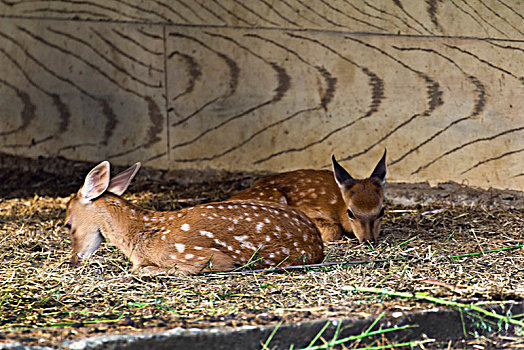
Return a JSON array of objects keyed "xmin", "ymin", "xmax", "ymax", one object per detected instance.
[{"xmin": 70, "ymin": 254, "xmax": 80, "ymax": 267}]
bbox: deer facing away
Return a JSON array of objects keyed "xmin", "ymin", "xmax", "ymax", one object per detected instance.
[
  {"xmin": 65, "ymin": 161, "xmax": 324, "ymax": 274},
  {"xmin": 230, "ymin": 150, "xmax": 387, "ymax": 243}
]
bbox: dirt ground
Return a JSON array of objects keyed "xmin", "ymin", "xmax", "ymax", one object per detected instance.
[{"xmin": 0, "ymin": 154, "xmax": 523, "ymax": 349}]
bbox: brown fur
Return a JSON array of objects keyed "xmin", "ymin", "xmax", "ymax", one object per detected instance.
[
  {"xmin": 65, "ymin": 162, "xmax": 324, "ymax": 275},
  {"xmin": 231, "ymin": 152, "xmax": 387, "ymax": 243}
]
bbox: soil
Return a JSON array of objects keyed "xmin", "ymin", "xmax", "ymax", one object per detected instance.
[{"xmin": 0, "ymin": 153, "xmax": 523, "ymax": 349}]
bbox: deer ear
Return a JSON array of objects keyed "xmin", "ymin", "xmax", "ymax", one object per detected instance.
[
  {"xmin": 80, "ymin": 161, "xmax": 110, "ymax": 201},
  {"xmin": 370, "ymin": 149, "xmax": 387, "ymax": 187},
  {"xmin": 332, "ymin": 155, "xmax": 354, "ymax": 188},
  {"xmin": 107, "ymin": 162, "xmax": 141, "ymax": 196}
]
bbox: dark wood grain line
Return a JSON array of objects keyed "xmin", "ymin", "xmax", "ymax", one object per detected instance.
[
  {"xmin": 425, "ymin": 0, "xmax": 442, "ymax": 32},
  {"xmin": 479, "ymin": 0, "xmax": 524, "ymax": 36},
  {"xmin": 4, "ymin": 135, "xmax": 53, "ymax": 149},
  {"xmin": 212, "ymin": 0, "xmax": 253, "ymax": 26},
  {"xmin": 193, "ymin": 0, "xmax": 228, "ymax": 25},
  {"xmin": 91, "ymin": 28, "xmax": 163, "ymax": 73},
  {"xmin": 389, "ymin": 46, "xmax": 486, "ymax": 166},
  {"xmin": 361, "ymin": 0, "xmax": 424, "ymax": 35},
  {"xmin": 0, "ymin": 78, "xmax": 35, "ymax": 136},
  {"xmin": 152, "ymin": 0, "xmax": 189, "ymax": 23},
  {"xmin": 412, "ymin": 126, "xmax": 524, "ymax": 175},
  {"xmin": 172, "ymin": 32, "xmax": 328, "ymax": 162},
  {"xmin": 258, "ymin": 0, "xmax": 301, "ymax": 27},
  {"xmin": 171, "ymin": 31, "xmax": 290, "ymax": 153},
  {"xmin": 245, "ymin": 33, "xmax": 336, "ymax": 109},
  {"xmin": 318, "ymin": 0, "xmax": 386, "ymax": 31},
  {"xmin": 0, "ymin": 30, "xmax": 115, "ymax": 143},
  {"xmin": 449, "ymin": 0, "xmax": 490, "ymax": 37},
  {"xmin": 173, "ymin": 0, "xmax": 207, "ymax": 22},
  {"xmin": 487, "ymin": 40, "xmax": 524, "ymax": 53},
  {"xmin": 292, "ymin": 0, "xmax": 346, "ymax": 28},
  {"xmin": 513, "ymin": 173, "xmax": 524, "ymax": 178},
  {"xmin": 21, "ymin": 8, "xmax": 111, "ymax": 18},
  {"xmin": 168, "ymin": 32, "xmax": 238, "ymax": 128},
  {"xmin": 254, "ymin": 33, "xmax": 384, "ymax": 165},
  {"xmin": 107, "ymin": 96, "xmax": 164, "ymax": 158},
  {"xmin": 393, "ymin": 0, "xmax": 434, "ymax": 34},
  {"xmin": 15, "ymin": 0, "xmax": 156, "ymax": 22},
  {"xmin": 231, "ymin": 0, "xmax": 281, "ymax": 27},
  {"xmin": 112, "ymin": 28, "xmax": 163, "ymax": 56},
  {"xmin": 168, "ymin": 51, "xmax": 201, "ymax": 103},
  {"xmin": 48, "ymin": 27, "xmax": 161, "ymax": 88},
  {"xmin": 460, "ymin": 147, "xmax": 524, "ymax": 175},
  {"xmin": 174, "ymin": 107, "xmax": 320, "ymax": 163},
  {"xmin": 331, "ymin": 36, "xmax": 444, "ymax": 163},
  {"xmin": 497, "ymin": 0, "xmax": 524, "ymax": 21},
  {"xmin": 445, "ymin": 44, "xmax": 523, "ymax": 82},
  {"xmin": 113, "ymin": 0, "xmax": 172, "ymax": 23},
  {"xmin": 0, "ymin": 45, "xmax": 71, "ymax": 134},
  {"xmin": 137, "ymin": 27, "xmax": 163, "ymax": 40},
  {"xmin": 56, "ymin": 143, "xmax": 98, "ymax": 155},
  {"xmin": 19, "ymin": 26, "xmax": 153, "ymax": 98},
  {"xmin": 462, "ymin": 0, "xmax": 507, "ymax": 37},
  {"xmin": 342, "ymin": 0, "xmax": 387, "ymax": 22}
]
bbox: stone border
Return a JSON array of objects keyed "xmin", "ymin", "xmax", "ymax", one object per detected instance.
[{"xmin": 2, "ymin": 302, "xmax": 522, "ymax": 349}]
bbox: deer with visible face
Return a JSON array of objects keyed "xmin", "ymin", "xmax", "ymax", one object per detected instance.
[
  {"xmin": 230, "ymin": 150, "xmax": 387, "ymax": 243},
  {"xmin": 65, "ymin": 161, "xmax": 324, "ymax": 274}
]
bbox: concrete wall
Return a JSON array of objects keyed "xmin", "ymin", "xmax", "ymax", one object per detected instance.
[{"xmin": 0, "ymin": 1, "xmax": 523, "ymax": 190}]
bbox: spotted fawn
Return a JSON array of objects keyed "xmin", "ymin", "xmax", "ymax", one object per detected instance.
[
  {"xmin": 231, "ymin": 150, "xmax": 387, "ymax": 243},
  {"xmin": 65, "ymin": 161, "xmax": 324, "ymax": 274}
]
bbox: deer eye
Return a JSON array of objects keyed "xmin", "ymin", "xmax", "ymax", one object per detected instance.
[
  {"xmin": 64, "ymin": 222, "xmax": 72, "ymax": 231},
  {"xmin": 347, "ymin": 209, "xmax": 355, "ymax": 220},
  {"xmin": 378, "ymin": 207, "xmax": 385, "ymax": 218}
]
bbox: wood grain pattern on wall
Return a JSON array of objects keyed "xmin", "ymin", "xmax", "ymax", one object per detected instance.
[
  {"xmin": 0, "ymin": 19, "xmax": 168, "ymax": 168},
  {"xmin": 0, "ymin": 1, "xmax": 523, "ymax": 190}
]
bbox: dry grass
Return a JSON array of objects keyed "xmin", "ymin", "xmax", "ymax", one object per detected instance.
[{"xmin": 0, "ymin": 170, "xmax": 523, "ymax": 348}]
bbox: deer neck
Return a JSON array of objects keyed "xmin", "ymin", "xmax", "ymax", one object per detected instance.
[{"xmin": 95, "ymin": 193, "xmax": 153, "ymax": 258}]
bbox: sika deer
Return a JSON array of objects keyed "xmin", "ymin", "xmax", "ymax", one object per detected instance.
[
  {"xmin": 65, "ymin": 161, "xmax": 324, "ymax": 274},
  {"xmin": 230, "ymin": 150, "xmax": 387, "ymax": 243}
]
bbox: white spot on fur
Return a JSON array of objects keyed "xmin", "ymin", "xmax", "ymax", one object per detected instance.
[
  {"xmin": 177, "ymin": 213, "xmax": 183, "ymax": 217},
  {"xmin": 234, "ymin": 235, "xmax": 248, "ymax": 242},
  {"xmin": 200, "ymin": 230, "xmax": 214, "ymax": 238},
  {"xmin": 144, "ymin": 216, "xmax": 149, "ymax": 221},
  {"xmin": 330, "ymin": 199, "xmax": 338, "ymax": 205},
  {"xmin": 264, "ymin": 218, "xmax": 270, "ymax": 224},
  {"xmin": 181, "ymin": 223, "xmax": 190, "ymax": 231},
  {"xmin": 265, "ymin": 236, "xmax": 271, "ymax": 242},
  {"xmin": 275, "ymin": 225, "xmax": 281, "ymax": 231},
  {"xmin": 206, "ymin": 205, "xmax": 214, "ymax": 209},
  {"xmin": 194, "ymin": 246, "xmax": 203, "ymax": 250},
  {"xmin": 161, "ymin": 235, "xmax": 166, "ymax": 240},
  {"xmin": 169, "ymin": 215, "xmax": 174, "ymax": 220},
  {"xmin": 170, "ymin": 255, "xmax": 176, "ymax": 259},
  {"xmin": 256, "ymin": 222, "xmax": 264, "ymax": 233},
  {"xmin": 175, "ymin": 243, "xmax": 185, "ymax": 253},
  {"xmin": 218, "ymin": 205, "xmax": 224, "ymax": 209},
  {"xmin": 233, "ymin": 218, "xmax": 238, "ymax": 224},
  {"xmin": 269, "ymin": 253, "xmax": 275, "ymax": 258},
  {"xmin": 185, "ymin": 254, "xmax": 194, "ymax": 259},
  {"xmin": 246, "ymin": 217, "xmax": 252, "ymax": 222},
  {"xmin": 282, "ymin": 248, "xmax": 290, "ymax": 255}
]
